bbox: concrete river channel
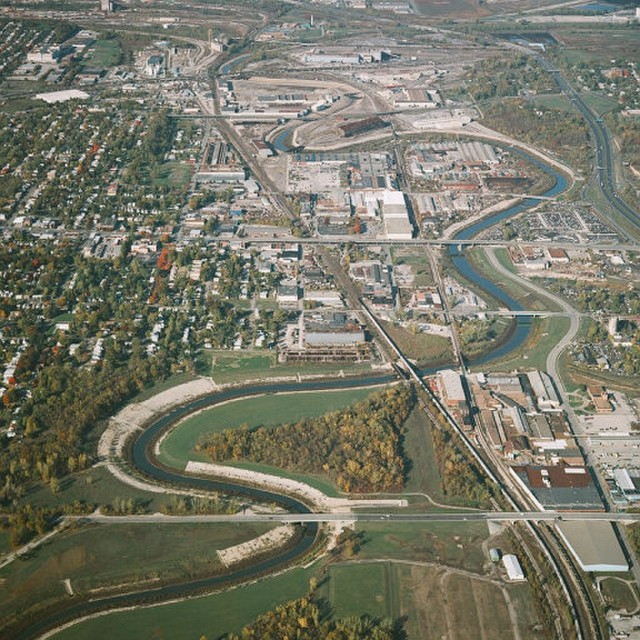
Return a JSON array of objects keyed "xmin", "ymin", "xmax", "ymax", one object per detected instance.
[{"xmin": 13, "ymin": 155, "xmax": 568, "ymax": 639}]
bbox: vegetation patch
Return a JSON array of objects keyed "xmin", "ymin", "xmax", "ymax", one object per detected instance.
[
  {"xmin": 225, "ymin": 589, "xmax": 402, "ymax": 640},
  {"xmin": 159, "ymin": 387, "xmax": 380, "ymax": 470},
  {"xmin": 600, "ymin": 577, "xmax": 638, "ymax": 613},
  {"xmin": 202, "ymin": 385, "xmax": 416, "ymax": 493},
  {"xmin": 357, "ymin": 521, "xmax": 487, "ymax": 572},
  {"xmin": 0, "ymin": 522, "xmax": 274, "ymax": 635}
]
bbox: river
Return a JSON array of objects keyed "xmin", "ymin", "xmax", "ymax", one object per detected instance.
[{"xmin": 13, "ymin": 151, "xmax": 569, "ymax": 639}]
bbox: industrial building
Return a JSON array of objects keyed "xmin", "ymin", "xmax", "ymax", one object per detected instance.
[
  {"xmin": 556, "ymin": 521, "xmax": 628, "ymax": 572},
  {"xmin": 381, "ymin": 190, "xmax": 413, "ymax": 240},
  {"xmin": 439, "ymin": 369, "xmax": 467, "ymax": 410},
  {"xmin": 526, "ymin": 370, "xmax": 562, "ymax": 412}
]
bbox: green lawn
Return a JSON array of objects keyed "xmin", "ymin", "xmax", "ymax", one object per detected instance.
[
  {"xmin": 158, "ymin": 387, "xmax": 386, "ymax": 470},
  {"xmin": 581, "ymin": 93, "xmax": 619, "ymax": 117},
  {"xmin": 53, "ymin": 566, "xmax": 315, "ymax": 640},
  {"xmin": 1, "ymin": 522, "xmax": 274, "ymax": 633},
  {"xmin": 199, "ymin": 349, "xmax": 376, "ymax": 384},
  {"xmin": 153, "ymin": 161, "xmax": 192, "ymax": 189},
  {"xmin": 533, "ymin": 93, "xmax": 574, "ymax": 113}
]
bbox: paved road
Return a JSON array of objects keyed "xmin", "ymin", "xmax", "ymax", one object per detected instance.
[
  {"xmin": 483, "ymin": 248, "xmax": 581, "ymax": 397},
  {"xmin": 67, "ymin": 511, "xmax": 640, "ymax": 524}
]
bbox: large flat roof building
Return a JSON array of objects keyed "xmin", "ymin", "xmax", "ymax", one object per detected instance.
[{"xmin": 556, "ymin": 521, "xmax": 628, "ymax": 572}]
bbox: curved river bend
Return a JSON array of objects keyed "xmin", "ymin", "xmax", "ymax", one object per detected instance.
[{"xmin": 13, "ymin": 154, "xmax": 568, "ymax": 639}]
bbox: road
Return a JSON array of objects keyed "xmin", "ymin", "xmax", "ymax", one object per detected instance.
[
  {"xmin": 534, "ymin": 53, "xmax": 640, "ymax": 239},
  {"xmin": 482, "ymin": 248, "xmax": 581, "ymax": 395},
  {"xmin": 67, "ymin": 511, "xmax": 640, "ymax": 525}
]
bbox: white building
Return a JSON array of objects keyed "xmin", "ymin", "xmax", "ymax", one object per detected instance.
[
  {"xmin": 381, "ymin": 190, "xmax": 412, "ymax": 240},
  {"xmin": 502, "ymin": 554, "xmax": 525, "ymax": 581}
]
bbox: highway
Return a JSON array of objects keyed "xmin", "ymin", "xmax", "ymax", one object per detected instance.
[
  {"xmin": 535, "ymin": 53, "xmax": 640, "ymax": 239},
  {"xmin": 67, "ymin": 511, "xmax": 640, "ymax": 525}
]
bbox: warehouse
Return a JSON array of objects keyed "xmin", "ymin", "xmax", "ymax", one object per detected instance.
[{"xmin": 556, "ymin": 521, "xmax": 628, "ymax": 572}]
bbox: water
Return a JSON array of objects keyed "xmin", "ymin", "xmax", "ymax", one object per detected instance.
[{"xmin": 450, "ymin": 153, "xmax": 568, "ymax": 367}]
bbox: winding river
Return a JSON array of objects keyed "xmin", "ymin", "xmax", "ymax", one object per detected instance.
[
  {"xmin": 13, "ymin": 152, "xmax": 569, "ymax": 639},
  {"xmin": 452, "ymin": 153, "xmax": 567, "ymax": 366}
]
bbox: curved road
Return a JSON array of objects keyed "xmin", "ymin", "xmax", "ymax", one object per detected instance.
[
  {"xmin": 534, "ymin": 53, "xmax": 640, "ymax": 239},
  {"xmin": 483, "ymin": 248, "xmax": 580, "ymax": 400}
]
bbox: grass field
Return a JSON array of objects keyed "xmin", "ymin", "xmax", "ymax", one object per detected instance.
[
  {"xmin": 391, "ymin": 247, "xmax": 435, "ymax": 287},
  {"xmin": 83, "ymin": 39, "xmax": 122, "ymax": 68},
  {"xmin": 54, "ymin": 566, "xmax": 315, "ymax": 640},
  {"xmin": 323, "ymin": 562, "xmax": 396, "ymax": 620},
  {"xmin": 402, "ymin": 407, "xmax": 446, "ymax": 500},
  {"xmin": 533, "ymin": 93, "xmax": 574, "ymax": 113},
  {"xmin": 19, "ymin": 465, "xmax": 179, "ymax": 514},
  {"xmin": 600, "ymin": 577, "xmax": 639, "ymax": 613},
  {"xmin": 447, "ymin": 573, "xmax": 516, "ymax": 640},
  {"xmin": 152, "ymin": 161, "xmax": 192, "ymax": 189},
  {"xmin": 380, "ymin": 320, "xmax": 454, "ymax": 368},
  {"xmin": 356, "ymin": 521, "xmax": 488, "ymax": 573},
  {"xmin": 158, "ymin": 387, "xmax": 385, "ymax": 470},
  {"xmin": 199, "ymin": 349, "xmax": 375, "ymax": 384},
  {"xmin": 480, "ymin": 316, "xmax": 571, "ymax": 373},
  {"xmin": 0, "ymin": 522, "xmax": 274, "ymax": 632}
]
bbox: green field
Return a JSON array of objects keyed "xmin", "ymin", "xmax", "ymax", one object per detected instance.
[
  {"xmin": 324, "ymin": 562, "xmax": 397, "ymax": 620},
  {"xmin": 391, "ymin": 247, "xmax": 436, "ymax": 287},
  {"xmin": 19, "ymin": 465, "xmax": 181, "ymax": 514},
  {"xmin": 402, "ymin": 407, "xmax": 446, "ymax": 500},
  {"xmin": 83, "ymin": 38, "xmax": 122, "ymax": 67},
  {"xmin": 0, "ymin": 522, "xmax": 274, "ymax": 632},
  {"xmin": 53, "ymin": 566, "xmax": 315, "ymax": 640},
  {"xmin": 199, "ymin": 349, "xmax": 376, "ymax": 383},
  {"xmin": 356, "ymin": 521, "xmax": 488, "ymax": 573},
  {"xmin": 158, "ymin": 387, "xmax": 386, "ymax": 470},
  {"xmin": 152, "ymin": 161, "xmax": 192, "ymax": 189},
  {"xmin": 533, "ymin": 93, "xmax": 574, "ymax": 113}
]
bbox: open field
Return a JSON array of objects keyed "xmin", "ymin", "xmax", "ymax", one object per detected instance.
[
  {"xmin": 324, "ymin": 562, "xmax": 396, "ymax": 620},
  {"xmin": 447, "ymin": 572, "xmax": 515, "ymax": 640},
  {"xmin": 200, "ymin": 349, "xmax": 376, "ymax": 383},
  {"xmin": 391, "ymin": 247, "xmax": 436, "ymax": 287},
  {"xmin": 323, "ymin": 561, "xmax": 535, "ymax": 640},
  {"xmin": 54, "ymin": 566, "xmax": 315, "ymax": 640},
  {"xmin": 380, "ymin": 320, "xmax": 455, "ymax": 368},
  {"xmin": 0, "ymin": 522, "xmax": 274, "ymax": 632},
  {"xmin": 19, "ymin": 465, "xmax": 178, "ymax": 514},
  {"xmin": 402, "ymin": 407, "xmax": 480, "ymax": 508},
  {"xmin": 158, "ymin": 387, "xmax": 385, "ymax": 470},
  {"xmin": 83, "ymin": 38, "xmax": 122, "ymax": 68},
  {"xmin": 356, "ymin": 521, "xmax": 488, "ymax": 573},
  {"xmin": 600, "ymin": 577, "xmax": 639, "ymax": 613}
]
